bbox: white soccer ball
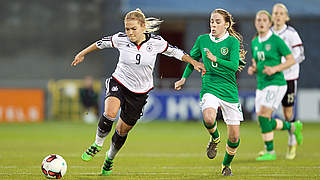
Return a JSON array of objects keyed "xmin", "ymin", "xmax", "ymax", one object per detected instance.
[{"xmin": 41, "ymin": 154, "xmax": 67, "ymax": 179}]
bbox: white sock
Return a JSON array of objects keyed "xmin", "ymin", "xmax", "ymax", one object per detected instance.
[
  {"xmin": 95, "ymin": 134, "xmax": 107, "ymax": 147},
  {"xmin": 107, "ymin": 143, "xmax": 118, "ymax": 160}
]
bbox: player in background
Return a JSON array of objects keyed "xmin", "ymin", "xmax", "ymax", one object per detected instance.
[
  {"xmin": 247, "ymin": 10, "xmax": 303, "ymax": 161},
  {"xmin": 271, "ymin": 3, "xmax": 305, "ymax": 160},
  {"xmin": 71, "ymin": 8, "xmax": 205, "ymax": 175},
  {"xmin": 175, "ymin": 9, "xmax": 246, "ymax": 176}
]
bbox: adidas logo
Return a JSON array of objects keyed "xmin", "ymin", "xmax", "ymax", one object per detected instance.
[{"xmin": 111, "ymin": 86, "xmax": 118, "ymax": 91}]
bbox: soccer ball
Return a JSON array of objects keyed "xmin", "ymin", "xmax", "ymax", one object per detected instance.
[{"xmin": 41, "ymin": 154, "xmax": 67, "ymax": 179}]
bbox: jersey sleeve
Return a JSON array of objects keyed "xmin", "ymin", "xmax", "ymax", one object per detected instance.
[
  {"xmin": 160, "ymin": 38, "xmax": 186, "ymax": 61},
  {"xmin": 182, "ymin": 36, "xmax": 202, "ymax": 79},
  {"xmin": 290, "ymin": 31, "xmax": 305, "ymax": 63},
  {"xmin": 216, "ymin": 39, "xmax": 239, "ymax": 72},
  {"xmin": 95, "ymin": 32, "xmax": 119, "ymax": 49}
]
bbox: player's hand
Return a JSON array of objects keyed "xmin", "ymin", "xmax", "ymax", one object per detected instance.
[
  {"xmin": 205, "ymin": 48, "xmax": 217, "ymax": 62},
  {"xmin": 192, "ymin": 61, "xmax": 206, "ymax": 76},
  {"xmin": 263, "ymin": 65, "xmax": 278, "ymax": 76},
  {"xmin": 174, "ymin": 78, "xmax": 186, "ymax": 90},
  {"xmin": 71, "ymin": 53, "xmax": 84, "ymax": 66},
  {"xmin": 247, "ymin": 66, "xmax": 256, "ymax": 75}
]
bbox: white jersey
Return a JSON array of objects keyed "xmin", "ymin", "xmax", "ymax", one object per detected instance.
[
  {"xmin": 271, "ymin": 25, "xmax": 305, "ymax": 80},
  {"xmin": 96, "ymin": 32, "xmax": 185, "ymax": 93}
]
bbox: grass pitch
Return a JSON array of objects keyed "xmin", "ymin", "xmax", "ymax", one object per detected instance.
[{"xmin": 0, "ymin": 120, "xmax": 319, "ymax": 179}]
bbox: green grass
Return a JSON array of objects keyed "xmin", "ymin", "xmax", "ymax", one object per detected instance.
[{"xmin": 0, "ymin": 120, "xmax": 320, "ymax": 179}]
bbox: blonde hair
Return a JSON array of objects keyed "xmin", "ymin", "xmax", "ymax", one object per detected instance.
[
  {"xmin": 272, "ymin": 3, "xmax": 290, "ymax": 21},
  {"xmin": 125, "ymin": 8, "xmax": 163, "ymax": 32},
  {"xmin": 256, "ymin": 10, "xmax": 272, "ymax": 22},
  {"xmin": 212, "ymin": 9, "xmax": 247, "ymax": 62}
]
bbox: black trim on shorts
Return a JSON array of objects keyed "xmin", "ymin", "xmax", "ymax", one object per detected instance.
[{"xmin": 281, "ymin": 80, "xmax": 297, "ymax": 107}]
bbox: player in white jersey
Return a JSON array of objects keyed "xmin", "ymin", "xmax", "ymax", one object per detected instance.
[
  {"xmin": 271, "ymin": 3, "xmax": 305, "ymax": 160},
  {"xmin": 71, "ymin": 9, "xmax": 205, "ymax": 175}
]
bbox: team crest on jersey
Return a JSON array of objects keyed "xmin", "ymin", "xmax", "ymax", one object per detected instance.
[
  {"xmin": 221, "ymin": 47, "xmax": 228, "ymax": 55},
  {"xmin": 146, "ymin": 44, "xmax": 153, "ymax": 52},
  {"xmin": 265, "ymin": 44, "xmax": 271, "ymax": 51},
  {"xmin": 111, "ymin": 86, "xmax": 118, "ymax": 92},
  {"xmin": 255, "ymin": 46, "xmax": 258, "ymax": 51}
]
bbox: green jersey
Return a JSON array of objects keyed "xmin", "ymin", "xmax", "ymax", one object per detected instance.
[
  {"xmin": 183, "ymin": 33, "xmax": 240, "ymax": 103},
  {"xmin": 251, "ymin": 32, "xmax": 291, "ymax": 90}
]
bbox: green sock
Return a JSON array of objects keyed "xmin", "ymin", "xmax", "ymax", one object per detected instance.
[
  {"xmin": 281, "ymin": 121, "xmax": 291, "ymax": 130},
  {"xmin": 210, "ymin": 129, "xmax": 220, "ymax": 140},
  {"xmin": 223, "ymin": 139, "xmax": 240, "ymax": 166},
  {"xmin": 265, "ymin": 140, "xmax": 274, "ymax": 152},
  {"xmin": 270, "ymin": 118, "xmax": 277, "ymax": 130},
  {"xmin": 203, "ymin": 120, "xmax": 219, "ymax": 140}
]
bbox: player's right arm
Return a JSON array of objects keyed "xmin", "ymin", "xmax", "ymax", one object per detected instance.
[
  {"xmin": 248, "ymin": 58, "xmax": 257, "ymax": 75},
  {"xmin": 71, "ymin": 43, "xmax": 99, "ymax": 66},
  {"xmin": 174, "ymin": 35, "xmax": 202, "ymax": 91},
  {"xmin": 72, "ymin": 33, "xmax": 119, "ymax": 66}
]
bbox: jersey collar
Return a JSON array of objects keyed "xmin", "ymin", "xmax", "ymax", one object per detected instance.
[
  {"xmin": 258, "ymin": 30, "xmax": 272, "ymax": 43},
  {"xmin": 271, "ymin": 24, "xmax": 287, "ymax": 35},
  {"xmin": 209, "ymin": 31, "xmax": 229, "ymax": 43}
]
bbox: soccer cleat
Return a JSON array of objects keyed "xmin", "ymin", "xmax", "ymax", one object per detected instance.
[
  {"xmin": 206, "ymin": 137, "xmax": 220, "ymax": 159},
  {"xmin": 222, "ymin": 165, "xmax": 233, "ymax": 176},
  {"xmin": 256, "ymin": 152, "xmax": 276, "ymax": 161},
  {"xmin": 293, "ymin": 121, "xmax": 303, "ymax": 145},
  {"xmin": 81, "ymin": 143, "xmax": 102, "ymax": 161},
  {"xmin": 286, "ymin": 145, "xmax": 297, "ymax": 160},
  {"xmin": 101, "ymin": 157, "xmax": 113, "ymax": 176}
]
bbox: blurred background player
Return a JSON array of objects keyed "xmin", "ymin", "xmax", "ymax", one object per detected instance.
[
  {"xmin": 175, "ymin": 9, "xmax": 246, "ymax": 176},
  {"xmin": 247, "ymin": 10, "xmax": 303, "ymax": 161},
  {"xmin": 79, "ymin": 76, "xmax": 100, "ymax": 123},
  {"xmin": 71, "ymin": 9, "xmax": 205, "ymax": 176},
  {"xmin": 271, "ymin": 3, "xmax": 305, "ymax": 160}
]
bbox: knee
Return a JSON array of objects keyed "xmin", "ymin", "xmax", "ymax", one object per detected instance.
[
  {"xmin": 203, "ymin": 112, "xmax": 216, "ymax": 126},
  {"xmin": 105, "ymin": 111, "xmax": 118, "ymax": 119}
]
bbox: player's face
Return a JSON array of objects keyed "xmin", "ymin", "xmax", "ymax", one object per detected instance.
[
  {"xmin": 272, "ymin": 6, "xmax": 288, "ymax": 27},
  {"xmin": 125, "ymin": 20, "xmax": 146, "ymax": 43},
  {"xmin": 210, "ymin": 13, "xmax": 229, "ymax": 38},
  {"xmin": 255, "ymin": 13, "xmax": 272, "ymax": 35}
]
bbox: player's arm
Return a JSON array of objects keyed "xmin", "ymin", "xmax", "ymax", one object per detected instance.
[
  {"xmin": 291, "ymin": 31, "xmax": 305, "ymax": 64},
  {"xmin": 263, "ymin": 54, "xmax": 295, "ymax": 76},
  {"xmin": 72, "ymin": 34, "xmax": 117, "ymax": 66},
  {"xmin": 206, "ymin": 40, "xmax": 239, "ymax": 72},
  {"xmin": 174, "ymin": 36, "xmax": 202, "ymax": 90},
  {"xmin": 248, "ymin": 58, "xmax": 257, "ymax": 75},
  {"xmin": 71, "ymin": 43, "xmax": 99, "ymax": 66}
]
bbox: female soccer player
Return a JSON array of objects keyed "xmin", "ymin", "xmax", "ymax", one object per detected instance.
[
  {"xmin": 271, "ymin": 3, "xmax": 305, "ymax": 160},
  {"xmin": 247, "ymin": 10, "xmax": 303, "ymax": 161},
  {"xmin": 175, "ymin": 9, "xmax": 246, "ymax": 176},
  {"xmin": 71, "ymin": 9, "xmax": 205, "ymax": 175}
]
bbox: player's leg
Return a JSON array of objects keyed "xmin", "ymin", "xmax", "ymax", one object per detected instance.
[
  {"xmin": 256, "ymin": 106, "xmax": 277, "ymax": 161},
  {"xmin": 102, "ymin": 118, "xmax": 133, "ymax": 175},
  {"xmin": 220, "ymin": 100, "xmax": 243, "ymax": 176},
  {"xmin": 102, "ymin": 89, "xmax": 148, "ymax": 175},
  {"xmin": 281, "ymin": 80, "xmax": 298, "ymax": 159},
  {"xmin": 201, "ymin": 93, "xmax": 220, "ymax": 159},
  {"xmin": 81, "ymin": 96, "xmax": 120, "ymax": 161},
  {"xmin": 81, "ymin": 78, "xmax": 121, "ymax": 161}
]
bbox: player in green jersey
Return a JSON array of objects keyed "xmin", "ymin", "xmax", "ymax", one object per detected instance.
[
  {"xmin": 247, "ymin": 10, "xmax": 303, "ymax": 161},
  {"xmin": 175, "ymin": 9, "xmax": 246, "ymax": 176}
]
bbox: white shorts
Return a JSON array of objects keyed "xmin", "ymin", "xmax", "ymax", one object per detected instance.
[
  {"xmin": 200, "ymin": 93, "xmax": 244, "ymax": 125},
  {"xmin": 255, "ymin": 85, "xmax": 287, "ymax": 113}
]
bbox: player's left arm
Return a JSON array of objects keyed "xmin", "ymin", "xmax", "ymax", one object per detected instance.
[
  {"xmin": 291, "ymin": 31, "xmax": 305, "ymax": 64},
  {"xmin": 206, "ymin": 40, "xmax": 239, "ymax": 72},
  {"xmin": 162, "ymin": 44, "xmax": 206, "ymax": 75}
]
